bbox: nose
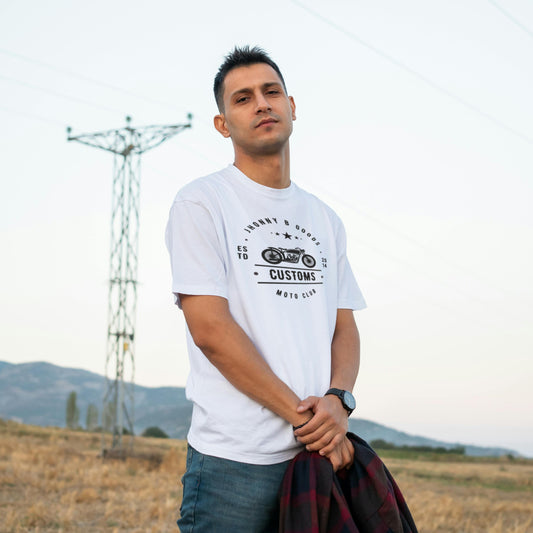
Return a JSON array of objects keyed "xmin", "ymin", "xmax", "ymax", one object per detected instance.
[{"xmin": 255, "ymin": 92, "xmax": 271, "ymax": 113}]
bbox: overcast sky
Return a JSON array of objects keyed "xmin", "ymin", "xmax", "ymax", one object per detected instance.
[{"xmin": 1, "ymin": 0, "xmax": 532, "ymax": 456}]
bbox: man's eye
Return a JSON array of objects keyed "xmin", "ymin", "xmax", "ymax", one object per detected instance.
[
  {"xmin": 236, "ymin": 96, "xmax": 248, "ymax": 103},
  {"xmin": 267, "ymin": 90, "xmax": 280, "ymax": 95}
]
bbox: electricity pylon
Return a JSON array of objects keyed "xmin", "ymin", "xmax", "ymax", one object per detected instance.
[{"xmin": 67, "ymin": 115, "xmax": 192, "ymax": 453}]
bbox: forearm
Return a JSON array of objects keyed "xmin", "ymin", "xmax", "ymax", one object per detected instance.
[
  {"xmin": 330, "ymin": 309, "xmax": 360, "ymax": 392},
  {"xmin": 202, "ymin": 319, "xmax": 309, "ymax": 425},
  {"xmin": 181, "ymin": 295, "xmax": 311, "ymax": 427},
  {"xmin": 295, "ymin": 309, "xmax": 360, "ymax": 454}
]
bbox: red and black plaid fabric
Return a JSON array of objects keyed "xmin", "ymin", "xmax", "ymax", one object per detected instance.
[{"xmin": 279, "ymin": 432, "xmax": 418, "ymax": 533}]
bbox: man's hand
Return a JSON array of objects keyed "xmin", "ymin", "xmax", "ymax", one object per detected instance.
[
  {"xmin": 295, "ymin": 308, "xmax": 360, "ymax": 470},
  {"xmin": 325, "ymin": 435, "xmax": 355, "ymax": 472},
  {"xmin": 293, "ymin": 394, "xmax": 348, "ymax": 455}
]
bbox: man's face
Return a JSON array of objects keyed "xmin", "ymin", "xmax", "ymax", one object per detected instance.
[{"xmin": 214, "ymin": 63, "xmax": 296, "ymax": 157}]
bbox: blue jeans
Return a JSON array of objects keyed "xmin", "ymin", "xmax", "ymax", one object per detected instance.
[{"xmin": 178, "ymin": 445, "xmax": 291, "ymax": 533}]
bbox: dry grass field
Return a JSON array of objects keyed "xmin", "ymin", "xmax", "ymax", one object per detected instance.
[{"xmin": 1, "ymin": 419, "xmax": 532, "ymax": 532}]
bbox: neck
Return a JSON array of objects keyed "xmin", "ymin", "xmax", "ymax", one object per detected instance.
[{"xmin": 233, "ymin": 145, "xmax": 291, "ymax": 189}]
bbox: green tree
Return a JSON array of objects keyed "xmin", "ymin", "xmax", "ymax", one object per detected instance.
[
  {"xmin": 370, "ymin": 439, "xmax": 395, "ymax": 450},
  {"xmin": 142, "ymin": 426, "xmax": 169, "ymax": 439},
  {"xmin": 85, "ymin": 403, "xmax": 99, "ymax": 431},
  {"xmin": 103, "ymin": 401, "xmax": 116, "ymax": 432},
  {"xmin": 65, "ymin": 391, "xmax": 80, "ymax": 429}
]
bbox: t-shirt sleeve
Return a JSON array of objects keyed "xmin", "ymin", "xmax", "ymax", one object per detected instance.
[
  {"xmin": 336, "ymin": 220, "xmax": 367, "ymax": 311},
  {"xmin": 165, "ymin": 199, "xmax": 227, "ymax": 308}
]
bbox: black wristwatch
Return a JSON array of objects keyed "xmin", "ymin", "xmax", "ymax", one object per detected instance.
[{"xmin": 325, "ymin": 388, "xmax": 356, "ymax": 416}]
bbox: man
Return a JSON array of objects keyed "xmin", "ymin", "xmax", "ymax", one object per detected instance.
[{"xmin": 166, "ymin": 46, "xmax": 366, "ymax": 532}]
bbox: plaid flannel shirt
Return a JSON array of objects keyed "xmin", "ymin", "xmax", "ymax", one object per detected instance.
[{"xmin": 279, "ymin": 432, "xmax": 418, "ymax": 533}]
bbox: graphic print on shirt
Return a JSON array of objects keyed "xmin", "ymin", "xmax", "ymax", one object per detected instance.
[
  {"xmin": 261, "ymin": 247, "xmax": 316, "ymax": 268},
  {"xmin": 236, "ymin": 216, "xmax": 327, "ymax": 300}
]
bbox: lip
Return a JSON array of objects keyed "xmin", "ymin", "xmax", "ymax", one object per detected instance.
[{"xmin": 255, "ymin": 118, "xmax": 278, "ymax": 128}]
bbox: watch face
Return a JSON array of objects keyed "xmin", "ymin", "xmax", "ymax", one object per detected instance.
[{"xmin": 343, "ymin": 391, "xmax": 356, "ymax": 411}]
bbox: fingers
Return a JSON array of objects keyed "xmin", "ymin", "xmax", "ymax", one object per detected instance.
[
  {"xmin": 293, "ymin": 408, "xmax": 329, "ymax": 439},
  {"xmin": 327, "ymin": 442, "xmax": 349, "ymax": 471},
  {"xmin": 294, "ymin": 396, "xmax": 348, "ymax": 453},
  {"xmin": 295, "ymin": 419, "xmax": 341, "ymax": 451},
  {"xmin": 344, "ymin": 437, "xmax": 355, "ymax": 469},
  {"xmin": 294, "ymin": 396, "xmax": 346, "ymax": 436},
  {"xmin": 328, "ymin": 449, "xmax": 342, "ymax": 472},
  {"xmin": 316, "ymin": 432, "xmax": 344, "ymax": 456},
  {"xmin": 296, "ymin": 396, "xmax": 320, "ymax": 413},
  {"xmin": 325, "ymin": 437, "xmax": 354, "ymax": 472},
  {"xmin": 304, "ymin": 430, "xmax": 337, "ymax": 452},
  {"xmin": 294, "ymin": 396, "xmax": 350, "ymax": 460},
  {"xmin": 295, "ymin": 415, "xmax": 333, "ymax": 443}
]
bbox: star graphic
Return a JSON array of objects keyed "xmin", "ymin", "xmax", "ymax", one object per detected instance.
[{"xmin": 283, "ymin": 232, "xmax": 292, "ymax": 239}]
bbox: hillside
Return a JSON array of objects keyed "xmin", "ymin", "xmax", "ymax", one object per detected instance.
[
  {"xmin": 0, "ymin": 360, "xmax": 518, "ymax": 457},
  {"xmin": 0, "ymin": 360, "xmax": 190, "ymax": 438}
]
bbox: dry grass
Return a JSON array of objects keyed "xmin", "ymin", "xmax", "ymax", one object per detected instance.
[
  {"xmin": 386, "ymin": 456, "xmax": 533, "ymax": 532},
  {"xmin": 0, "ymin": 419, "xmax": 186, "ymax": 532},
  {"xmin": 1, "ymin": 419, "xmax": 532, "ymax": 532}
]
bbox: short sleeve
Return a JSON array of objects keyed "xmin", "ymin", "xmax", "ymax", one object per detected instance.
[
  {"xmin": 336, "ymin": 220, "xmax": 367, "ymax": 311},
  {"xmin": 165, "ymin": 199, "xmax": 227, "ymax": 308}
]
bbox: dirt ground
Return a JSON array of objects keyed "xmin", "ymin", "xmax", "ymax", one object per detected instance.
[{"xmin": 1, "ymin": 419, "xmax": 532, "ymax": 532}]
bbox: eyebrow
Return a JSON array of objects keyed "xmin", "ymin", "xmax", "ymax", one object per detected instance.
[{"xmin": 230, "ymin": 82, "xmax": 283, "ymax": 100}]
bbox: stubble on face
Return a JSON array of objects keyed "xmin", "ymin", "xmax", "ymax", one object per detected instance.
[{"xmin": 215, "ymin": 63, "xmax": 296, "ymax": 158}]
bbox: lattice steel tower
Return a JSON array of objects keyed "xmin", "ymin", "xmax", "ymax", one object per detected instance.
[{"xmin": 67, "ymin": 115, "xmax": 192, "ymax": 452}]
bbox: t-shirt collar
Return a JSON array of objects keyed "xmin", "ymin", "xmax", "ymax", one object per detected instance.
[{"xmin": 224, "ymin": 164, "xmax": 296, "ymax": 199}]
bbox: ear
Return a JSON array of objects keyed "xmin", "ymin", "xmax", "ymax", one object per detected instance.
[
  {"xmin": 214, "ymin": 114, "xmax": 231, "ymax": 138},
  {"xmin": 289, "ymin": 96, "xmax": 296, "ymax": 120}
]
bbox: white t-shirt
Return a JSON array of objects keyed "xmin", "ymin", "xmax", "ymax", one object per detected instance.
[{"xmin": 165, "ymin": 164, "xmax": 366, "ymax": 464}]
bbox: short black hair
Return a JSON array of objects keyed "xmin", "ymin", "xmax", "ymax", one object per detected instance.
[{"xmin": 213, "ymin": 45, "xmax": 287, "ymax": 111}]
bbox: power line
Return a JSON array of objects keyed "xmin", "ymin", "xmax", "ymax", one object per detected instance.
[
  {"xmin": 3, "ymin": 91, "xmax": 522, "ymax": 312},
  {"xmin": 290, "ymin": 0, "xmax": 533, "ymax": 146},
  {"xmin": 1, "ymin": 40, "xmax": 529, "ymax": 311},
  {"xmin": 0, "ymin": 51, "xmax": 225, "ymax": 162},
  {"xmin": 288, "ymin": 2, "xmax": 533, "ymax": 309},
  {"xmin": 352, "ymin": 233, "xmax": 531, "ymax": 327},
  {"xmin": 487, "ymin": 0, "xmax": 533, "ymax": 40},
  {"xmin": 0, "ymin": 48, "xmax": 188, "ymax": 115},
  {"xmin": 0, "ymin": 104, "xmax": 66, "ymax": 127},
  {"xmin": 348, "ymin": 229, "xmax": 498, "ymax": 309},
  {"xmin": 0, "ymin": 47, "xmax": 213, "ymax": 130},
  {"xmin": 0, "ymin": 74, "xmax": 125, "ymax": 115},
  {"xmin": 354, "ymin": 263, "xmax": 503, "ymax": 330},
  {"xmin": 344, "ymin": 200, "xmax": 524, "ymax": 300},
  {"xmin": 1, "ymin": 72, "xmax": 525, "ymax": 310},
  {"xmin": 146, "ymin": 139, "xmax": 223, "ymax": 171},
  {"xmin": 0, "ymin": 82, "xmax": 223, "ymax": 175},
  {"xmin": 308, "ymin": 180, "xmax": 533, "ymax": 308}
]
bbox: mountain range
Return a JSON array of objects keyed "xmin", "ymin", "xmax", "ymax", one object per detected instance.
[{"xmin": 0, "ymin": 360, "xmax": 518, "ymax": 456}]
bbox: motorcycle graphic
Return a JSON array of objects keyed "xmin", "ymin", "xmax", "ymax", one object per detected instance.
[{"xmin": 261, "ymin": 247, "xmax": 316, "ymax": 268}]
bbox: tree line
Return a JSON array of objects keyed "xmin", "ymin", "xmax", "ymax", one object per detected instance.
[
  {"xmin": 370, "ymin": 438, "xmax": 465, "ymax": 455},
  {"xmin": 65, "ymin": 390, "xmax": 115, "ymax": 432},
  {"xmin": 65, "ymin": 391, "xmax": 168, "ymax": 438}
]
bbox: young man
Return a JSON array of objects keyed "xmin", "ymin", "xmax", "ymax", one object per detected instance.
[{"xmin": 166, "ymin": 46, "xmax": 366, "ymax": 532}]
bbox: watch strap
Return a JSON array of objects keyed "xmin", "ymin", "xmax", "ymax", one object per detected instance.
[{"xmin": 325, "ymin": 388, "xmax": 355, "ymax": 415}]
